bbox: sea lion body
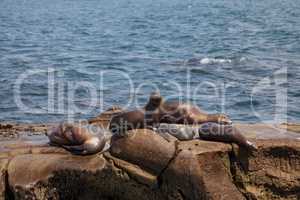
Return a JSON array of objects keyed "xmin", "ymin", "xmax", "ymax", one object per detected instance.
[
  {"xmin": 109, "ymin": 93, "xmax": 232, "ymax": 135},
  {"xmin": 108, "ymin": 93, "xmax": 162, "ymax": 135},
  {"xmin": 156, "ymin": 123, "xmax": 257, "ymax": 150},
  {"xmin": 158, "ymin": 102, "xmax": 210, "ymax": 124},
  {"xmin": 109, "ymin": 109, "xmax": 148, "ymax": 136},
  {"xmin": 88, "ymin": 106, "xmax": 123, "ymax": 128},
  {"xmin": 47, "ymin": 123, "xmax": 108, "ymax": 155},
  {"xmin": 198, "ymin": 122, "xmax": 257, "ymax": 150},
  {"xmin": 146, "ymin": 93, "xmax": 232, "ymax": 125},
  {"xmin": 155, "ymin": 123, "xmax": 198, "ymax": 141}
]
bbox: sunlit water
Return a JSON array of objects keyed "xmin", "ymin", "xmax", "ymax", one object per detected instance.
[{"xmin": 0, "ymin": 0, "xmax": 299, "ymax": 123}]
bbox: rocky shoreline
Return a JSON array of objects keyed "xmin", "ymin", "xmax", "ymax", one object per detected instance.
[{"xmin": 0, "ymin": 116, "xmax": 300, "ymax": 199}]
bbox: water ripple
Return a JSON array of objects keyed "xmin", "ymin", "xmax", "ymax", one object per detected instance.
[{"xmin": 0, "ymin": 0, "xmax": 299, "ymax": 123}]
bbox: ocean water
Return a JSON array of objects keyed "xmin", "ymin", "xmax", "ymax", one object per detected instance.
[{"xmin": 0, "ymin": 0, "xmax": 299, "ymax": 123}]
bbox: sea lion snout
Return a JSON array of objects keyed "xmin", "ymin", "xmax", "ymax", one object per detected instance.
[{"xmin": 217, "ymin": 114, "xmax": 232, "ymax": 125}]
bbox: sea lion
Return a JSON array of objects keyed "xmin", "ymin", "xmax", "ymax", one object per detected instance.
[
  {"xmin": 109, "ymin": 109, "xmax": 146, "ymax": 136},
  {"xmin": 198, "ymin": 122, "xmax": 257, "ymax": 150},
  {"xmin": 47, "ymin": 123, "xmax": 110, "ymax": 155},
  {"xmin": 108, "ymin": 93, "xmax": 164, "ymax": 135},
  {"xmin": 155, "ymin": 123, "xmax": 257, "ymax": 150},
  {"xmin": 88, "ymin": 106, "xmax": 124, "ymax": 128},
  {"xmin": 109, "ymin": 92, "xmax": 232, "ymax": 135},
  {"xmin": 154, "ymin": 123, "xmax": 197, "ymax": 141},
  {"xmin": 145, "ymin": 92, "xmax": 232, "ymax": 125}
]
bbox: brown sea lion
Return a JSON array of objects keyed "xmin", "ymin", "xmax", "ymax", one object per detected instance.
[
  {"xmin": 146, "ymin": 92, "xmax": 232, "ymax": 125},
  {"xmin": 47, "ymin": 123, "xmax": 109, "ymax": 155},
  {"xmin": 109, "ymin": 109, "xmax": 146, "ymax": 136},
  {"xmin": 109, "ymin": 92, "xmax": 232, "ymax": 135},
  {"xmin": 154, "ymin": 123, "xmax": 197, "ymax": 141},
  {"xmin": 88, "ymin": 106, "xmax": 124, "ymax": 128},
  {"xmin": 108, "ymin": 93, "xmax": 164, "ymax": 135},
  {"xmin": 155, "ymin": 123, "xmax": 257, "ymax": 151},
  {"xmin": 198, "ymin": 122, "xmax": 257, "ymax": 150}
]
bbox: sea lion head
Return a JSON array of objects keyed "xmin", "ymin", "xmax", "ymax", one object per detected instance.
[
  {"xmin": 148, "ymin": 92, "xmax": 163, "ymax": 109},
  {"xmin": 83, "ymin": 135, "xmax": 106, "ymax": 155},
  {"xmin": 217, "ymin": 114, "xmax": 232, "ymax": 125}
]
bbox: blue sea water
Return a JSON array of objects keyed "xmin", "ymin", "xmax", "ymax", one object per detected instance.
[{"xmin": 0, "ymin": 0, "xmax": 299, "ymax": 123}]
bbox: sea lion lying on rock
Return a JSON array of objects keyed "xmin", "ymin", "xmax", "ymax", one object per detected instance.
[
  {"xmin": 199, "ymin": 123, "xmax": 257, "ymax": 150},
  {"xmin": 154, "ymin": 123, "xmax": 198, "ymax": 141},
  {"xmin": 155, "ymin": 123, "xmax": 257, "ymax": 150},
  {"xmin": 47, "ymin": 123, "xmax": 110, "ymax": 155},
  {"xmin": 108, "ymin": 94, "xmax": 162, "ymax": 135},
  {"xmin": 109, "ymin": 92, "xmax": 232, "ymax": 135},
  {"xmin": 88, "ymin": 106, "xmax": 123, "ymax": 128},
  {"xmin": 146, "ymin": 92, "xmax": 232, "ymax": 125},
  {"xmin": 109, "ymin": 109, "xmax": 146, "ymax": 136}
]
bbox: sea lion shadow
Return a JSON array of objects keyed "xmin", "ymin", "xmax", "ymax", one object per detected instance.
[{"xmin": 48, "ymin": 142, "xmax": 61, "ymax": 147}]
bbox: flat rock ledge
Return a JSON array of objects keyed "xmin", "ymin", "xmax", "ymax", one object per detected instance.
[{"xmin": 0, "ymin": 123, "xmax": 300, "ymax": 200}]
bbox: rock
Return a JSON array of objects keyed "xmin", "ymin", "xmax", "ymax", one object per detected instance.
[
  {"xmin": 1, "ymin": 122, "xmax": 300, "ymax": 199},
  {"xmin": 231, "ymin": 139, "xmax": 300, "ymax": 200},
  {"xmin": 109, "ymin": 131, "xmax": 246, "ymax": 199},
  {"xmin": 6, "ymin": 152, "xmax": 164, "ymax": 200},
  {"xmin": 0, "ymin": 124, "xmax": 13, "ymax": 129},
  {"xmin": 110, "ymin": 129, "xmax": 176, "ymax": 175},
  {"xmin": 7, "ymin": 154, "xmax": 105, "ymax": 199},
  {"xmin": 0, "ymin": 159, "xmax": 8, "ymax": 200},
  {"xmin": 234, "ymin": 123, "xmax": 300, "ymax": 139},
  {"xmin": 279, "ymin": 123, "xmax": 300, "ymax": 134},
  {"xmin": 103, "ymin": 152, "xmax": 158, "ymax": 189},
  {"xmin": 0, "ymin": 134, "xmax": 164, "ymax": 200},
  {"xmin": 161, "ymin": 140, "xmax": 245, "ymax": 200}
]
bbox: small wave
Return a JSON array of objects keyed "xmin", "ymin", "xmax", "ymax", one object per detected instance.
[
  {"xmin": 199, "ymin": 58, "xmax": 232, "ymax": 65},
  {"xmin": 184, "ymin": 56, "xmax": 247, "ymax": 66},
  {"xmin": 239, "ymin": 57, "xmax": 246, "ymax": 62}
]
